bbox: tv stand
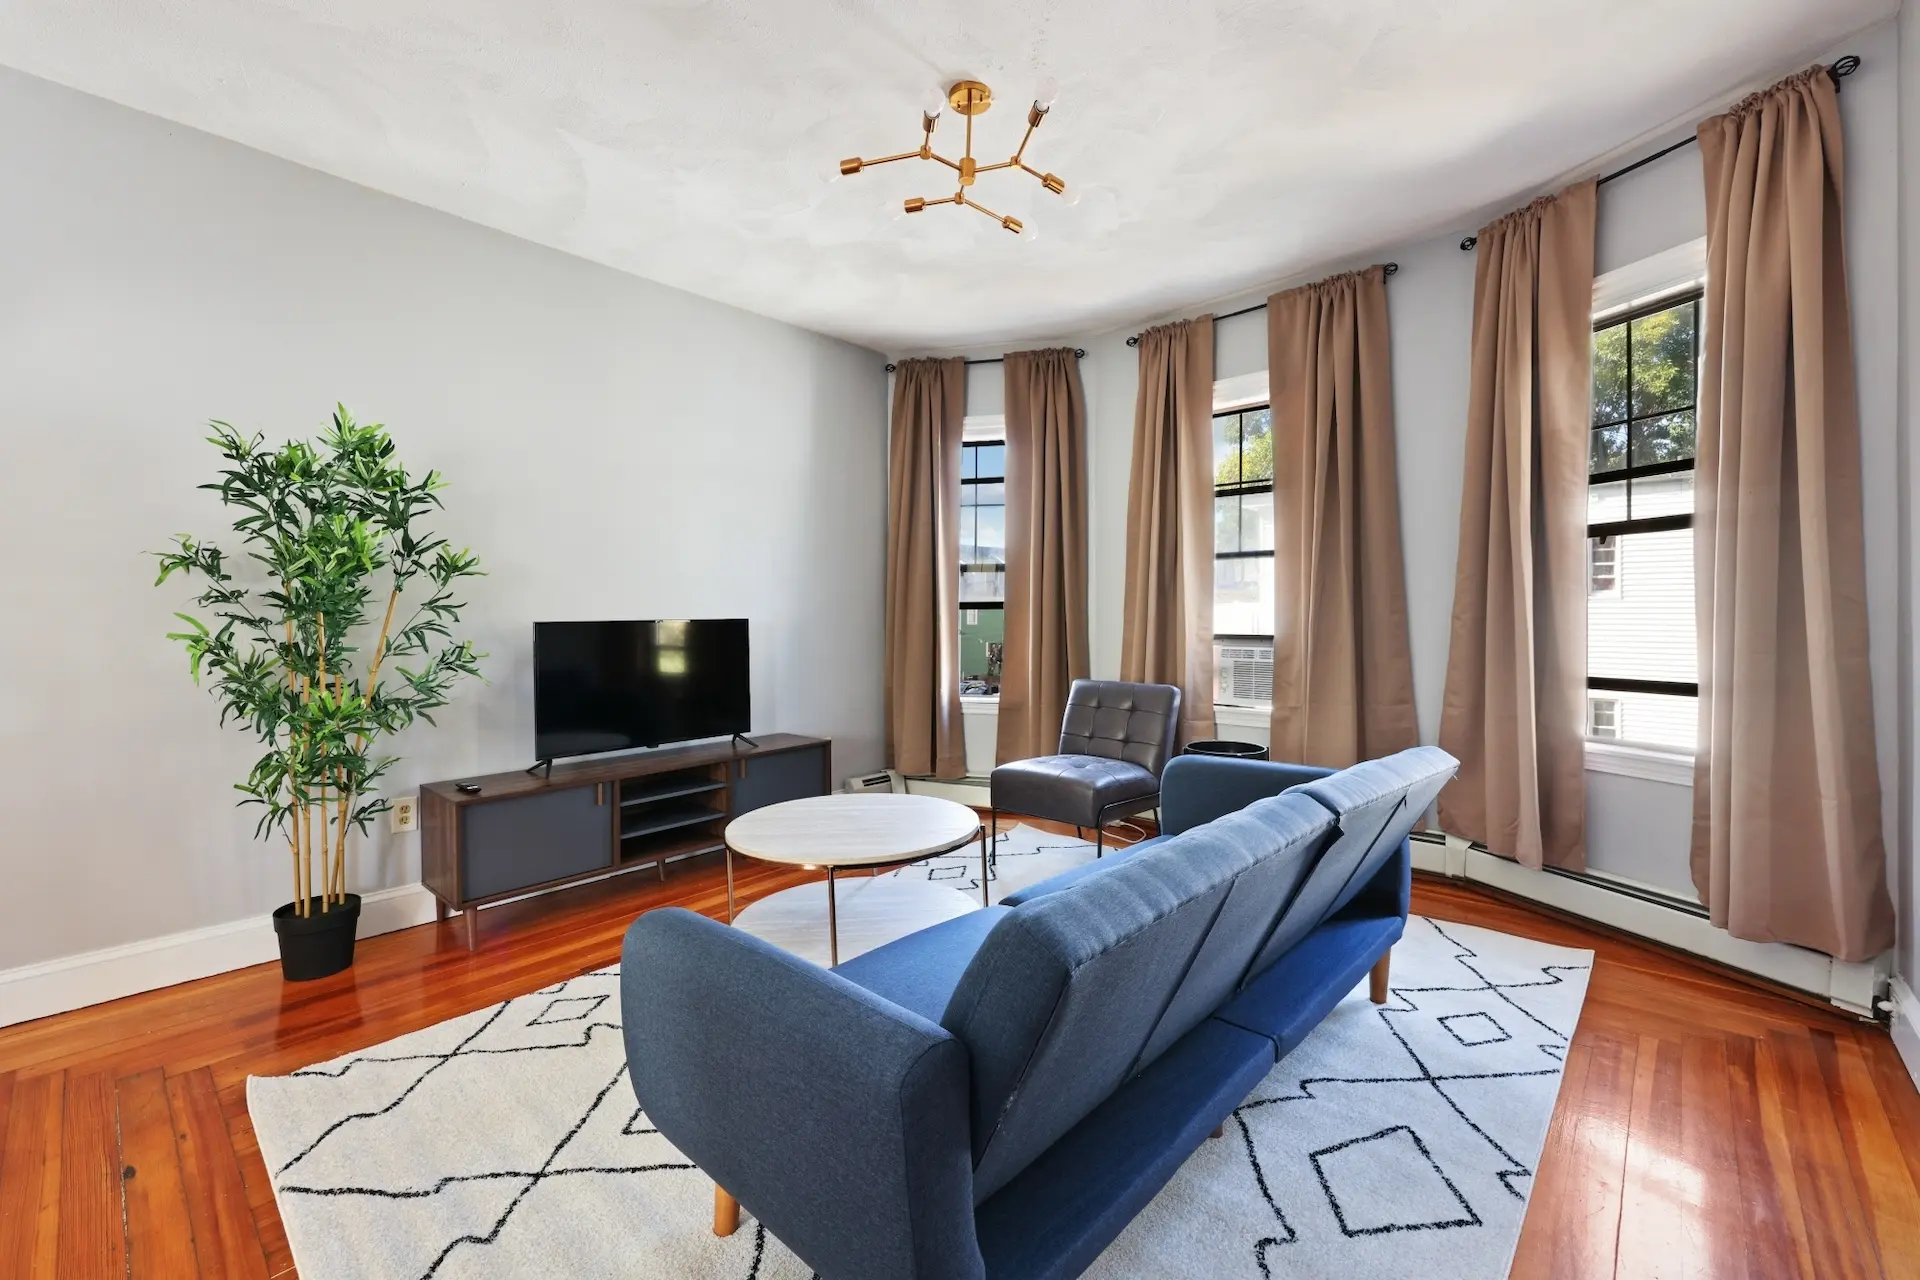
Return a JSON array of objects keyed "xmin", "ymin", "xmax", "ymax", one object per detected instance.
[
  {"xmin": 421, "ymin": 734, "xmax": 831, "ymax": 950},
  {"xmin": 525, "ymin": 759, "xmax": 554, "ymax": 779}
]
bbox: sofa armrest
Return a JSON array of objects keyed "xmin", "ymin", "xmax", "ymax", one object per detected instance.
[
  {"xmin": 1159, "ymin": 755, "xmax": 1335, "ymax": 836},
  {"xmin": 1335, "ymin": 836, "xmax": 1414, "ymax": 922},
  {"xmin": 622, "ymin": 909, "xmax": 985, "ymax": 1280}
]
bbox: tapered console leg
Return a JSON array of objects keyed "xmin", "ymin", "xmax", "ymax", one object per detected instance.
[
  {"xmin": 434, "ymin": 898, "xmax": 448, "ymax": 923},
  {"xmin": 714, "ymin": 1184, "xmax": 739, "ymax": 1236},
  {"xmin": 1369, "ymin": 950, "xmax": 1391, "ymax": 1004},
  {"xmin": 463, "ymin": 907, "xmax": 478, "ymax": 952}
]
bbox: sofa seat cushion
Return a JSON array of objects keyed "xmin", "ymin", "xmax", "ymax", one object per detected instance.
[
  {"xmin": 991, "ymin": 754, "xmax": 1159, "ymax": 829},
  {"xmin": 831, "ymin": 906, "xmax": 1009, "ymax": 1023},
  {"xmin": 1215, "ymin": 913, "xmax": 1403, "ymax": 1060},
  {"xmin": 973, "ymin": 1019, "xmax": 1273, "ymax": 1280}
]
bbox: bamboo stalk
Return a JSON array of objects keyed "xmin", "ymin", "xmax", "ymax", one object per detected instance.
[{"xmin": 316, "ymin": 613, "xmax": 329, "ymax": 913}]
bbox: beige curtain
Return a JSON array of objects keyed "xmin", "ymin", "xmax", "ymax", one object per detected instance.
[
  {"xmin": 1691, "ymin": 69, "xmax": 1893, "ymax": 961},
  {"xmin": 885, "ymin": 357, "xmax": 967, "ymax": 779},
  {"xmin": 1437, "ymin": 182, "xmax": 1596, "ymax": 871},
  {"xmin": 1120, "ymin": 317, "xmax": 1217, "ymax": 746},
  {"xmin": 1267, "ymin": 265, "xmax": 1419, "ymax": 767},
  {"xmin": 997, "ymin": 349, "xmax": 1090, "ymax": 763}
]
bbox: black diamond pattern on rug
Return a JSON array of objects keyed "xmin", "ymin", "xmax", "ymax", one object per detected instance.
[
  {"xmin": 1437, "ymin": 1011, "xmax": 1510, "ymax": 1048},
  {"xmin": 1309, "ymin": 1124, "xmax": 1481, "ymax": 1236},
  {"xmin": 527, "ymin": 994, "xmax": 607, "ymax": 1026}
]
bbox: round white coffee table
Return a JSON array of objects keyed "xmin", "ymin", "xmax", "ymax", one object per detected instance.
[{"xmin": 724, "ymin": 793, "xmax": 986, "ymax": 965}]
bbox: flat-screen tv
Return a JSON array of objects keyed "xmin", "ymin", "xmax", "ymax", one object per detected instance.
[{"xmin": 533, "ymin": 619, "xmax": 750, "ymax": 762}]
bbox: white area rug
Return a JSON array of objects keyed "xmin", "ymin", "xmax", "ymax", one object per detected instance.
[{"xmin": 251, "ymin": 828, "xmax": 1591, "ymax": 1280}]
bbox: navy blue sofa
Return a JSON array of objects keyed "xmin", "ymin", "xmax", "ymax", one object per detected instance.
[{"xmin": 622, "ymin": 745, "xmax": 1458, "ymax": 1279}]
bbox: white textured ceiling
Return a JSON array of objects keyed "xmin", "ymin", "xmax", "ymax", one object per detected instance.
[{"xmin": 0, "ymin": 1, "xmax": 1895, "ymax": 350}]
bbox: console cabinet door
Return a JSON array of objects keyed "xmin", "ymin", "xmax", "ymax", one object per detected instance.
[
  {"xmin": 460, "ymin": 785, "xmax": 611, "ymax": 902},
  {"xmin": 730, "ymin": 746, "xmax": 828, "ymax": 816}
]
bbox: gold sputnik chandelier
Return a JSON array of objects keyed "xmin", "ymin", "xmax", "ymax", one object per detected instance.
[{"xmin": 838, "ymin": 80, "xmax": 1070, "ymax": 235}]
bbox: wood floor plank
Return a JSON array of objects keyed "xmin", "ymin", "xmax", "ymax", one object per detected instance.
[
  {"xmin": 1616, "ymin": 1034, "xmax": 1696, "ymax": 1278},
  {"xmin": 169, "ymin": 1068, "xmax": 270, "ymax": 1280},
  {"xmin": 1766, "ymin": 1029, "xmax": 1878, "ymax": 1279},
  {"xmin": 116, "ymin": 1068, "xmax": 201, "ymax": 1279},
  {"xmin": 1822, "ymin": 1031, "xmax": 1920, "ymax": 1276},
  {"xmin": 55, "ymin": 1071, "xmax": 126, "ymax": 1279},
  {"xmin": 0, "ymin": 1069, "xmax": 64, "ymax": 1278}
]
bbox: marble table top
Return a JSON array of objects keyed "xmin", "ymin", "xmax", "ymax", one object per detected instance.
[{"xmin": 723, "ymin": 793, "xmax": 981, "ymax": 868}]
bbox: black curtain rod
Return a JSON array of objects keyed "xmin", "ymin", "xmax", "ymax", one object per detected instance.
[
  {"xmin": 1123, "ymin": 262, "xmax": 1399, "ymax": 347},
  {"xmin": 1459, "ymin": 54, "xmax": 1859, "ymax": 252},
  {"xmin": 885, "ymin": 348, "xmax": 1085, "ymax": 373}
]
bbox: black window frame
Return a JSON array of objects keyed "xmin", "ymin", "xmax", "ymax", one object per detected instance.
[
  {"xmin": 1587, "ymin": 287, "xmax": 1701, "ymax": 703},
  {"xmin": 1213, "ymin": 404, "xmax": 1275, "ymax": 647},
  {"xmin": 959, "ymin": 440, "xmax": 1006, "ymax": 614}
]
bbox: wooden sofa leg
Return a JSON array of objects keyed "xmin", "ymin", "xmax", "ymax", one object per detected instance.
[
  {"xmin": 714, "ymin": 1184, "xmax": 739, "ymax": 1237},
  {"xmin": 1369, "ymin": 950, "xmax": 1391, "ymax": 1004},
  {"xmin": 1209, "ymin": 1124, "xmax": 1224, "ymax": 1139}
]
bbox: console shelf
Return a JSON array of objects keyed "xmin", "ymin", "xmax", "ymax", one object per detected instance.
[{"xmin": 420, "ymin": 733, "xmax": 831, "ymax": 950}]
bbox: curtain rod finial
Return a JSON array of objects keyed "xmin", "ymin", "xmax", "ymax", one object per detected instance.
[
  {"xmin": 1384, "ymin": 262, "xmax": 1399, "ymax": 276},
  {"xmin": 1832, "ymin": 54, "xmax": 1860, "ymax": 80},
  {"xmin": 885, "ymin": 362, "xmax": 897, "ymax": 372},
  {"xmin": 1460, "ymin": 236, "xmax": 1478, "ymax": 252},
  {"xmin": 1126, "ymin": 334, "xmax": 1140, "ymax": 347}
]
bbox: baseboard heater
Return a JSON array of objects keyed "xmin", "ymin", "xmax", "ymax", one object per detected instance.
[{"xmin": 1408, "ymin": 829, "xmax": 1885, "ymax": 1017}]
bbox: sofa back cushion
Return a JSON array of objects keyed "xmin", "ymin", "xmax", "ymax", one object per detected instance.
[
  {"xmin": 1244, "ymin": 747, "xmax": 1459, "ymax": 980},
  {"xmin": 1132, "ymin": 795, "xmax": 1332, "ymax": 1070},
  {"xmin": 940, "ymin": 794, "xmax": 1333, "ymax": 1202}
]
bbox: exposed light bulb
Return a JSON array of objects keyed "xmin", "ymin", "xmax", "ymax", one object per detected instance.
[
  {"xmin": 1018, "ymin": 219, "xmax": 1043, "ymax": 242},
  {"xmin": 923, "ymin": 88, "xmax": 948, "ymax": 119},
  {"xmin": 1061, "ymin": 184, "xmax": 1082, "ymax": 208},
  {"xmin": 1034, "ymin": 77, "xmax": 1061, "ymax": 109}
]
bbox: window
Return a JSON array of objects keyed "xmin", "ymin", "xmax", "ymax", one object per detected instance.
[
  {"xmin": 1587, "ymin": 291, "xmax": 1700, "ymax": 751},
  {"xmin": 959, "ymin": 441, "xmax": 1005, "ymax": 696},
  {"xmin": 1589, "ymin": 536, "xmax": 1618, "ymax": 595},
  {"xmin": 1213, "ymin": 406, "xmax": 1274, "ymax": 706}
]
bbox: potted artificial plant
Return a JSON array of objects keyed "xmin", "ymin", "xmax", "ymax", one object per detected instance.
[{"xmin": 155, "ymin": 407, "xmax": 483, "ymax": 980}]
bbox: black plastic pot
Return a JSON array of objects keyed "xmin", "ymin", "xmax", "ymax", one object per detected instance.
[{"xmin": 272, "ymin": 894, "xmax": 361, "ymax": 981}]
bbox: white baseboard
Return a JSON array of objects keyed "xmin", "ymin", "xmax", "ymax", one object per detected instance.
[
  {"xmin": 0, "ymin": 883, "xmax": 438, "ymax": 1031},
  {"xmin": 1891, "ymin": 979, "xmax": 1920, "ymax": 1092},
  {"xmin": 904, "ymin": 777, "xmax": 991, "ymax": 805}
]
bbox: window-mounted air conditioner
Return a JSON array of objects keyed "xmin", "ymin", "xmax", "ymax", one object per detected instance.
[{"xmin": 843, "ymin": 769, "xmax": 905, "ymax": 795}]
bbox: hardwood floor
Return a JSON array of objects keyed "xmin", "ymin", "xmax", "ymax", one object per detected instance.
[{"xmin": 2, "ymin": 833, "xmax": 1917, "ymax": 1278}]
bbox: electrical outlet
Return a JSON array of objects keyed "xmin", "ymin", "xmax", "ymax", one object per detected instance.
[{"xmin": 390, "ymin": 796, "xmax": 418, "ymax": 834}]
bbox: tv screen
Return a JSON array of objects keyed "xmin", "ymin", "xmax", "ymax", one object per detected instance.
[{"xmin": 533, "ymin": 619, "xmax": 750, "ymax": 762}]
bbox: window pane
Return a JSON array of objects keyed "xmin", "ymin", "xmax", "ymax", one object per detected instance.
[
  {"xmin": 1593, "ymin": 323, "xmax": 1628, "ymax": 426},
  {"xmin": 1598, "ymin": 689, "xmax": 1697, "ymax": 752},
  {"xmin": 1215, "ymin": 495, "xmax": 1240, "ymax": 554},
  {"xmin": 1590, "ymin": 425, "xmax": 1627, "ymax": 474},
  {"xmin": 1213, "ymin": 414, "xmax": 1241, "ymax": 487},
  {"xmin": 1588, "ymin": 527, "xmax": 1696, "ymax": 684},
  {"xmin": 1589, "ymin": 536, "xmax": 1618, "ymax": 595},
  {"xmin": 1587, "ymin": 697, "xmax": 1620, "ymax": 739},
  {"xmin": 1631, "ymin": 471, "xmax": 1694, "ymax": 520},
  {"xmin": 959, "ymin": 607, "xmax": 1003, "ymax": 694},
  {"xmin": 971, "ymin": 504, "xmax": 1004, "ymax": 564},
  {"xmin": 1213, "ymin": 556, "xmax": 1274, "ymax": 637},
  {"xmin": 1589, "ymin": 479, "xmax": 1628, "ymax": 525},
  {"xmin": 1241, "ymin": 409, "xmax": 1273, "ymax": 481},
  {"xmin": 959, "ymin": 567, "xmax": 1004, "ymax": 603},
  {"xmin": 975, "ymin": 444, "xmax": 1005, "ymax": 480},
  {"xmin": 1630, "ymin": 411, "xmax": 1695, "ymax": 467},
  {"xmin": 1630, "ymin": 302, "xmax": 1697, "ymax": 417},
  {"xmin": 1239, "ymin": 490, "xmax": 1274, "ymax": 552}
]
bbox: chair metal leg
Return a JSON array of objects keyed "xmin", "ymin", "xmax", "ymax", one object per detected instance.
[
  {"xmin": 989, "ymin": 809, "xmax": 999, "ymax": 872},
  {"xmin": 1095, "ymin": 824, "xmax": 1104, "ymax": 858}
]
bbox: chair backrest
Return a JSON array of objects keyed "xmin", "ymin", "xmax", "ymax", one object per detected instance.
[
  {"xmin": 1242, "ymin": 746, "xmax": 1460, "ymax": 981},
  {"xmin": 941, "ymin": 791, "xmax": 1334, "ymax": 1202},
  {"xmin": 1056, "ymin": 679, "xmax": 1180, "ymax": 776}
]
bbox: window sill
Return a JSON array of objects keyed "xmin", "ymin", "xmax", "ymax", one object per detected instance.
[
  {"xmin": 1213, "ymin": 704, "xmax": 1270, "ymax": 730},
  {"xmin": 1584, "ymin": 739, "xmax": 1694, "ymax": 786},
  {"xmin": 959, "ymin": 694, "xmax": 999, "ymax": 714}
]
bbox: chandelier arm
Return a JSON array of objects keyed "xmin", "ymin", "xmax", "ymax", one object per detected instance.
[
  {"xmin": 929, "ymin": 152, "xmax": 962, "ymax": 172},
  {"xmin": 1017, "ymin": 161, "xmax": 1049, "ymax": 181},
  {"xmin": 973, "ymin": 159, "xmax": 1016, "ymax": 175},
  {"xmin": 1012, "ymin": 124, "xmax": 1038, "ymax": 164},
  {"xmin": 862, "ymin": 150, "xmax": 923, "ymax": 169},
  {"xmin": 958, "ymin": 195, "xmax": 1005, "ymax": 222}
]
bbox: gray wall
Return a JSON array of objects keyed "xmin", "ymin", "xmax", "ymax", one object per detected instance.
[
  {"xmin": 1900, "ymin": 0, "xmax": 1920, "ymax": 987},
  {"xmin": 0, "ymin": 67, "xmax": 888, "ymax": 973}
]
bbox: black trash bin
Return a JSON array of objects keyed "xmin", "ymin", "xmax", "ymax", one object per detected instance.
[{"xmin": 1183, "ymin": 739, "xmax": 1269, "ymax": 761}]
